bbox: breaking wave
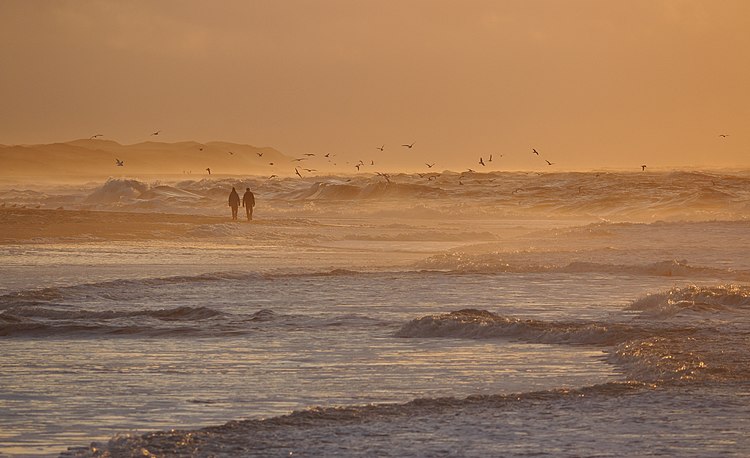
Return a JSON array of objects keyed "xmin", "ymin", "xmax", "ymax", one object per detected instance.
[
  {"xmin": 627, "ymin": 284, "xmax": 750, "ymax": 317},
  {"xmin": 8, "ymin": 170, "xmax": 750, "ymax": 221},
  {"xmin": 281, "ymin": 181, "xmax": 447, "ymax": 200},
  {"xmin": 396, "ymin": 285, "xmax": 750, "ymax": 385}
]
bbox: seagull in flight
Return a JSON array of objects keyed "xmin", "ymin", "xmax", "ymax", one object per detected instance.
[
  {"xmin": 324, "ymin": 153, "xmax": 333, "ymax": 157},
  {"xmin": 295, "ymin": 167, "xmax": 303, "ymax": 178},
  {"xmin": 151, "ymin": 130, "xmax": 161, "ymax": 136},
  {"xmin": 355, "ymin": 163, "xmax": 362, "ymax": 171},
  {"xmin": 257, "ymin": 152, "xmax": 264, "ymax": 157},
  {"xmin": 641, "ymin": 164, "xmax": 647, "ymax": 171},
  {"xmin": 206, "ymin": 167, "xmax": 211, "ymax": 175},
  {"xmin": 402, "ymin": 142, "xmax": 415, "ymax": 149},
  {"xmin": 268, "ymin": 175, "xmax": 278, "ymax": 179},
  {"xmin": 479, "ymin": 157, "xmax": 485, "ymax": 166},
  {"xmin": 228, "ymin": 151, "xmax": 234, "ymax": 155},
  {"xmin": 425, "ymin": 162, "xmax": 435, "ymax": 168},
  {"xmin": 532, "ymin": 148, "xmax": 539, "ymax": 155},
  {"xmin": 115, "ymin": 158, "xmax": 124, "ymax": 166},
  {"xmin": 488, "ymin": 154, "xmax": 493, "ymax": 162},
  {"xmin": 292, "ymin": 158, "xmax": 307, "ymax": 162},
  {"xmin": 719, "ymin": 134, "xmax": 730, "ymax": 138},
  {"xmin": 376, "ymin": 145, "xmax": 384, "ymax": 151},
  {"xmin": 90, "ymin": 134, "xmax": 103, "ymax": 139},
  {"xmin": 304, "ymin": 153, "xmax": 316, "ymax": 157},
  {"xmin": 545, "ymin": 160, "xmax": 554, "ymax": 166}
]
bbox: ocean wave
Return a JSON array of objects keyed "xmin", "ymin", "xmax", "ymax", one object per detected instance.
[
  {"xmin": 280, "ymin": 181, "xmax": 448, "ymax": 201},
  {"xmin": 395, "ymin": 309, "xmax": 637, "ymax": 346},
  {"xmin": 416, "ymin": 254, "xmax": 750, "ymax": 280},
  {"xmin": 2, "ymin": 305, "xmax": 223, "ymax": 321},
  {"xmin": 0, "ymin": 305, "xmax": 226, "ymax": 337},
  {"xmin": 0, "ymin": 272, "xmax": 264, "ymax": 309},
  {"xmin": 0, "ymin": 306, "xmax": 381, "ymax": 338},
  {"xmin": 84, "ymin": 178, "xmax": 149, "ymax": 204},
  {"xmin": 70, "ymin": 381, "xmax": 646, "ymax": 457},
  {"xmin": 394, "ymin": 308, "xmax": 705, "ymax": 385},
  {"xmin": 395, "ymin": 287, "xmax": 750, "ymax": 385},
  {"xmin": 627, "ymin": 284, "xmax": 750, "ymax": 317},
  {"xmin": 9, "ymin": 170, "xmax": 750, "ymax": 220}
]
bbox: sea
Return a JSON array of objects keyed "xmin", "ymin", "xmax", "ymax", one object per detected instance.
[{"xmin": 1, "ymin": 170, "xmax": 749, "ymax": 457}]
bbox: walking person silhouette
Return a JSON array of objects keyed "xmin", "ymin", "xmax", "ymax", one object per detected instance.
[
  {"xmin": 228, "ymin": 187, "xmax": 240, "ymax": 220},
  {"xmin": 242, "ymin": 187, "xmax": 255, "ymax": 221}
]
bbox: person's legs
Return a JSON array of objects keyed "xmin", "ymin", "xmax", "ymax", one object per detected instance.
[
  {"xmin": 231, "ymin": 206, "xmax": 238, "ymax": 220},
  {"xmin": 246, "ymin": 206, "xmax": 252, "ymax": 221}
]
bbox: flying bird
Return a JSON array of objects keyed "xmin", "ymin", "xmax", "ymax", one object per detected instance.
[
  {"xmin": 268, "ymin": 175, "xmax": 278, "ymax": 179},
  {"xmin": 324, "ymin": 153, "xmax": 333, "ymax": 157},
  {"xmin": 479, "ymin": 157, "xmax": 485, "ymax": 166},
  {"xmin": 257, "ymin": 152, "xmax": 264, "ymax": 157},
  {"xmin": 228, "ymin": 151, "xmax": 234, "ymax": 155},
  {"xmin": 370, "ymin": 160, "xmax": 375, "ymax": 165},
  {"xmin": 641, "ymin": 164, "xmax": 647, "ymax": 171},
  {"xmin": 115, "ymin": 159, "xmax": 124, "ymax": 166},
  {"xmin": 719, "ymin": 134, "xmax": 730, "ymax": 138},
  {"xmin": 355, "ymin": 164, "xmax": 362, "ymax": 171},
  {"xmin": 302, "ymin": 168, "xmax": 317, "ymax": 173},
  {"xmin": 292, "ymin": 158, "xmax": 307, "ymax": 162},
  {"xmin": 206, "ymin": 167, "xmax": 211, "ymax": 175},
  {"xmin": 488, "ymin": 154, "xmax": 493, "ymax": 162},
  {"xmin": 376, "ymin": 145, "xmax": 384, "ymax": 151},
  {"xmin": 545, "ymin": 160, "xmax": 554, "ymax": 166},
  {"xmin": 304, "ymin": 153, "xmax": 316, "ymax": 156},
  {"xmin": 425, "ymin": 162, "xmax": 435, "ymax": 168},
  {"xmin": 466, "ymin": 168, "xmax": 476, "ymax": 173},
  {"xmin": 532, "ymin": 148, "xmax": 539, "ymax": 155},
  {"xmin": 402, "ymin": 142, "xmax": 415, "ymax": 148},
  {"xmin": 151, "ymin": 130, "xmax": 161, "ymax": 136},
  {"xmin": 295, "ymin": 167, "xmax": 303, "ymax": 178},
  {"xmin": 90, "ymin": 134, "xmax": 103, "ymax": 139}
]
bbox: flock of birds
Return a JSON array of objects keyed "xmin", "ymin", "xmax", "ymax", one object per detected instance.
[{"xmin": 99, "ymin": 131, "xmax": 734, "ymax": 184}]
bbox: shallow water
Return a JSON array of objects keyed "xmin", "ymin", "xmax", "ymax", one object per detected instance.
[{"xmin": 1, "ymin": 172, "xmax": 749, "ymax": 457}]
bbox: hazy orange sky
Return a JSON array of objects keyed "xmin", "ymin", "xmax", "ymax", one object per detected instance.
[{"xmin": 1, "ymin": 0, "xmax": 748, "ymax": 170}]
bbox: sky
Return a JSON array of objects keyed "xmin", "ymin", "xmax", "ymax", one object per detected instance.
[{"xmin": 1, "ymin": 0, "xmax": 748, "ymax": 171}]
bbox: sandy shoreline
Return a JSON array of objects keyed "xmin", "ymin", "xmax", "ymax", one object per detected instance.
[{"xmin": 0, "ymin": 208, "xmax": 232, "ymax": 244}]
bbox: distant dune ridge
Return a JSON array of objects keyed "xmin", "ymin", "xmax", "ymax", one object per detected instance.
[{"xmin": 0, "ymin": 139, "xmax": 291, "ymax": 179}]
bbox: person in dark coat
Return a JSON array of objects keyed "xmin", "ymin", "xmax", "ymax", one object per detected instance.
[
  {"xmin": 228, "ymin": 187, "xmax": 240, "ymax": 220},
  {"xmin": 242, "ymin": 187, "xmax": 255, "ymax": 221}
]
